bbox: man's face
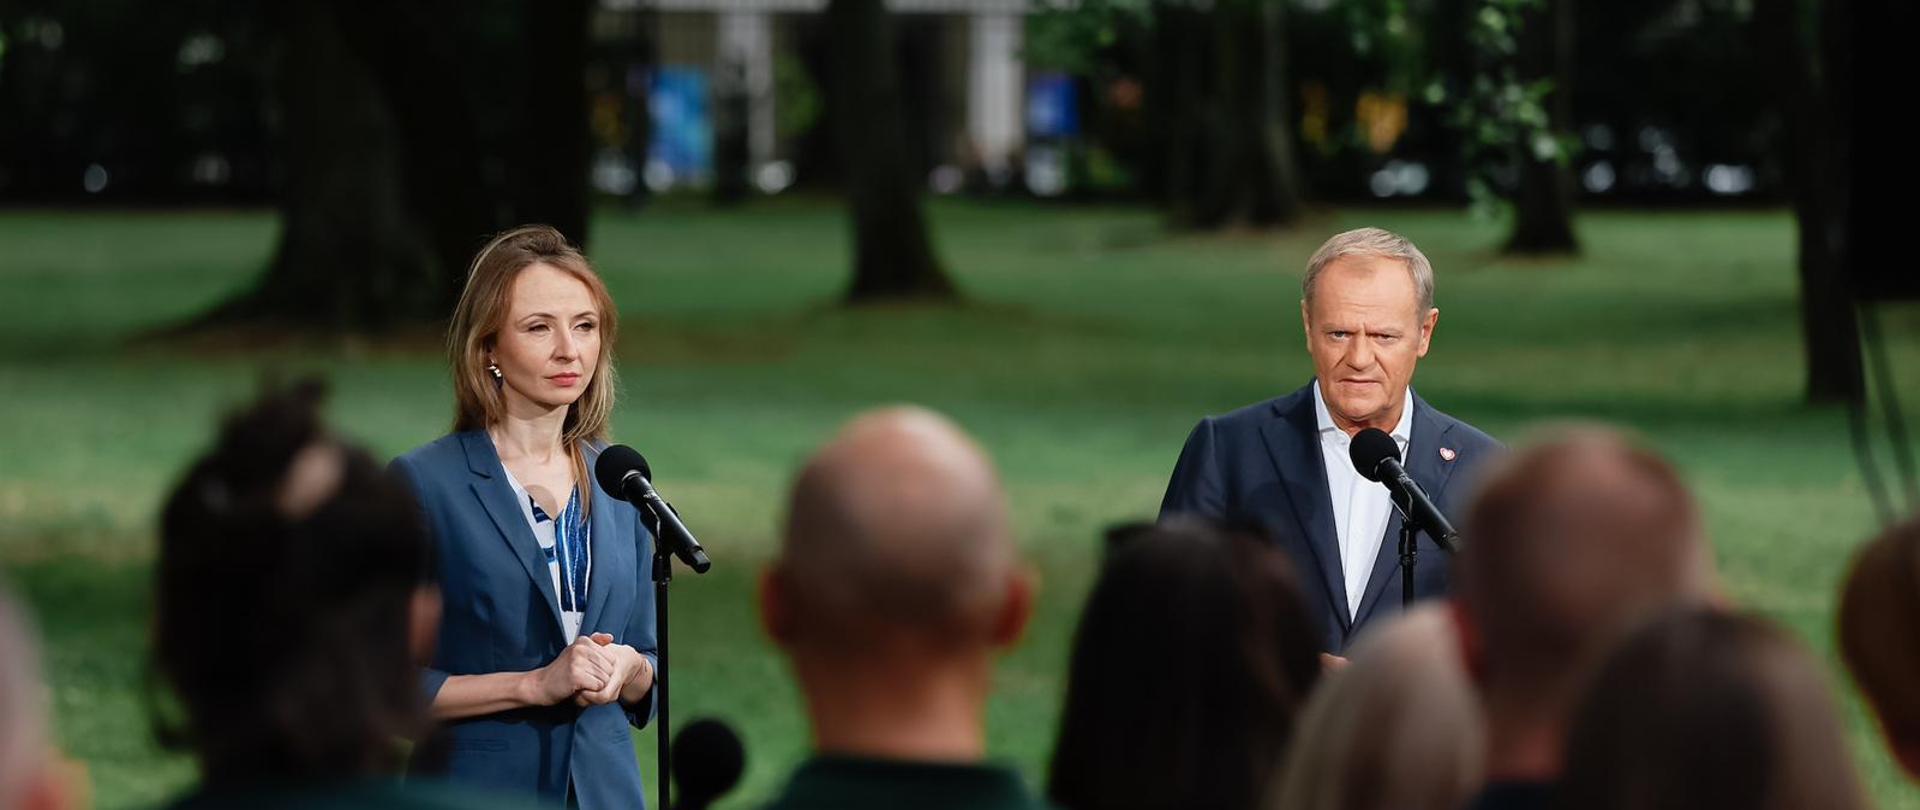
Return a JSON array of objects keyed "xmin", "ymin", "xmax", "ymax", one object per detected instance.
[{"xmin": 1301, "ymin": 255, "xmax": 1437, "ymax": 432}]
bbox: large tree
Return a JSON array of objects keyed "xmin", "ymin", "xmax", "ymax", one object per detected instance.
[
  {"xmin": 515, "ymin": 0, "xmax": 593, "ymax": 243},
  {"xmin": 1155, "ymin": 0, "xmax": 1305, "ymax": 229},
  {"xmin": 1755, "ymin": 0, "xmax": 1860, "ymax": 404},
  {"xmin": 825, "ymin": 0, "xmax": 956, "ymax": 301},
  {"xmin": 200, "ymin": 0, "xmax": 444, "ymax": 330},
  {"xmin": 200, "ymin": 0, "xmax": 592, "ymax": 332},
  {"xmin": 1503, "ymin": 0, "xmax": 1578, "ymax": 253}
]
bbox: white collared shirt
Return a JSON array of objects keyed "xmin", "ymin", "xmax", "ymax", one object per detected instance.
[{"xmin": 1313, "ymin": 382, "xmax": 1413, "ymax": 620}]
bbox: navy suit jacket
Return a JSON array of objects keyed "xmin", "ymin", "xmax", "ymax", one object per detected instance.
[
  {"xmin": 392, "ymin": 432, "xmax": 658, "ymax": 810},
  {"xmin": 1159, "ymin": 382, "xmax": 1499, "ymax": 654}
]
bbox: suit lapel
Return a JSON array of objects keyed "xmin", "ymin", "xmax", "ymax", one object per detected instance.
[
  {"xmin": 1261, "ymin": 389, "xmax": 1351, "ymax": 632},
  {"xmin": 579, "ymin": 444, "xmax": 619, "ymax": 634},
  {"xmin": 1354, "ymin": 394, "xmax": 1461, "ymax": 626},
  {"xmin": 462, "ymin": 432, "xmax": 567, "ymax": 635}
]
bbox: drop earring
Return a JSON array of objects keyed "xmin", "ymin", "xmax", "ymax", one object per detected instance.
[{"xmin": 487, "ymin": 363, "xmax": 503, "ymax": 385}]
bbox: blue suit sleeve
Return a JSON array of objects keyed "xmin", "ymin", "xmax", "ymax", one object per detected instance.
[
  {"xmin": 389, "ymin": 453, "xmax": 452, "ymax": 710},
  {"xmin": 1160, "ymin": 417, "xmax": 1227, "ymax": 519},
  {"xmin": 624, "ymin": 519, "xmax": 660, "ymax": 729}
]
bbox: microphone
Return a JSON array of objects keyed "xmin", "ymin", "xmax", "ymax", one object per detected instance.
[
  {"xmin": 1349, "ymin": 428, "xmax": 1459, "ymax": 553},
  {"xmin": 595, "ymin": 445, "xmax": 712, "ymax": 573},
  {"xmin": 670, "ymin": 718, "xmax": 745, "ymax": 810}
]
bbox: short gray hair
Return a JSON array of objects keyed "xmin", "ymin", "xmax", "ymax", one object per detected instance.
[{"xmin": 1302, "ymin": 227, "xmax": 1436, "ymax": 313}]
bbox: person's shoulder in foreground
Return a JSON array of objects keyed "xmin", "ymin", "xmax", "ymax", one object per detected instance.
[
  {"xmin": 165, "ymin": 777, "xmax": 548, "ymax": 810},
  {"xmin": 1463, "ymin": 780, "xmax": 1556, "ymax": 810},
  {"xmin": 764, "ymin": 756, "xmax": 1051, "ymax": 810}
]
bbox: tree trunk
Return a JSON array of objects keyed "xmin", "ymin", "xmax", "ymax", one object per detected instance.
[
  {"xmin": 1505, "ymin": 0, "xmax": 1579, "ymax": 254},
  {"xmin": 349, "ymin": 0, "xmax": 505, "ymax": 308},
  {"xmin": 1755, "ymin": 0, "xmax": 1861, "ymax": 405},
  {"xmin": 1426, "ymin": 0, "xmax": 1474, "ymax": 203},
  {"xmin": 205, "ymin": 0, "xmax": 439, "ymax": 330},
  {"xmin": 517, "ymin": 0, "xmax": 593, "ymax": 245},
  {"xmin": 1162, "ymin": 0, "xmax": 1305, "ymax": 230},
  {"xmin": 826, "ymin": 0, "xmax": 957, "ymax": 302},
  {"xmin": 1151, "ymin": 4, "xmax": 1206, "ymax": 217}
]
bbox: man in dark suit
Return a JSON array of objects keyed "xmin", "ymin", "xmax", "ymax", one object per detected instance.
[{"xmin": 1160, "ymin": 227, "xmax": 1499, "ymax": 656}]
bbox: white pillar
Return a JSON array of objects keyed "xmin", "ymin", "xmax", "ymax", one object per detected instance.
[
  {"xmin": 967, "ymin": 13, "xmax": 1023, "ymax": 181},
  {"xmin": 717, "ymin": 11, "xmax": 776, "ymax": 166}
]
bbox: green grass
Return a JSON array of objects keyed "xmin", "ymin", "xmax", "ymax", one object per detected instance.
[{"xmin": 3, "ymin": 198, "xmax": 1918, "ymax": 807}]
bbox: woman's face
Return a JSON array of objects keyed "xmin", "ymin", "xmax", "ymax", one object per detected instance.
[{"xmin": 489, "ymin": 263, "xmax": 601, "ymax": 415}]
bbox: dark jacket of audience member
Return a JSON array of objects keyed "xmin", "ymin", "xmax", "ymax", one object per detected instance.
[
  {"xmin": 1558, "ymin": 608, "xmax": 1867, "ymax": 810},
  {"xmin": 151, "ymin": 382, "xmax": 527, "ymax": 809},
  {"xmin": 1048, "ymin": 519, "xmax": 1321, "ymax": 810},
  {"xmin": 1840, "ymin": 513, "xmax": 1920, "ymax": 780}
]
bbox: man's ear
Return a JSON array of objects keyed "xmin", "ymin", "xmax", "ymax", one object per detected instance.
[
  {"xmin": 408, "ymin": 585, "xmax": 443, "ymax": 665},
  {"xmin": 758, "ymin": 565, "xmax": 794, "ymax": 647},
  {"xmin": 1416, "ymin": 307, "xmax": 1439, "ymax": 358},
  {"xmin": 1449, "ymin": 598, "xmax": 1485, "ymax": 686},
  {"xmin": 990, "ymin": 568, "xmax": 1037, "ymax": 649}
]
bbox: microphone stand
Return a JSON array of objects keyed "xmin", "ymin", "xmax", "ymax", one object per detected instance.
[
  {"xmin": 638, "ymin": 499, "xmax": 676, "ymax": 810},
  {"xmin": 1391, "ymin": 491, "xmax": 1457, "ymax": 609}
]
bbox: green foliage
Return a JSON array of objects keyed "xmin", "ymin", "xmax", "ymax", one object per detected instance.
[
  {"xmin": 3, "ymin": 203, "xmax": 1918, "ymax": 808},
  {"xmin": 773, "ymin": 52, "xmax": 821, "ymax": 142},
  {"xmin": 1024, "ymin": 0, "xmax": 1150, "ymax": 75},
  {"xmin": 1440, "ymin": 0, "xmax": 1575, "ymax": 216}
]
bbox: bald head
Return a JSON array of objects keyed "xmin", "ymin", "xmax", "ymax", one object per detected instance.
[
  {"xmin": 1459, "ymin": 426, "xmax": 1712, "ymax": 707},
  {"xmin": 777, "ymin": 407, "xmax": 1016, "ymax": 650}
]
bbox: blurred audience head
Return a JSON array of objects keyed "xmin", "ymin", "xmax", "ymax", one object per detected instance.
[
  {"xmin": 1560, "ymin": 608, "xmax": 1866, "ymax": 810},
  {"xmin": 1839, "ymin": 513, "xmax": 1920, "ymax": 778},
  {"xmin": 1048, "ymin": 519, "xmax": 1321, "ymax": 810},
  {"xmin": 1268, "ymin": 605, "xmax": 1483, "ymax": 810},
  {"xmin": 1456, "ymin": 425, "xmax": 1712, "ymax": 781},
  {"xmin": 1, "ymin": 587, "xmax": 76, "ymax": 810},
  {"xmin": 762, "ymin": 406, "xmax": 1032, "ymax": 758},
  {"xmin": 152, "ymin": 380, "xmax": 440, "ymax": 784}
]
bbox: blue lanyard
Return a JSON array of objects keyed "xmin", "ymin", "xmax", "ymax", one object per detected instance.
[{"xmin": 554, "ymin": 488, "xmax": 590, "ymax": 612}]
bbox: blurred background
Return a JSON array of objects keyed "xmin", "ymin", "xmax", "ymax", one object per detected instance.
[{"xmin": 2, "ymin": 0, "xmax": 1917, "ymax": 806}]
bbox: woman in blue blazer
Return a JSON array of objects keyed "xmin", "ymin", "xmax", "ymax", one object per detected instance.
[{"xmin": 392, "ymin": 225, "xmax": 658, "ymax": 809}]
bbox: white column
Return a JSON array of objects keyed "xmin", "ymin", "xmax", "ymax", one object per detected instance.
[
  {"xmin": 967, "ymin": 13, "xmax": 1023, "ymax": 182},
  {"xmin": 717, "ymin": 11, "xmax": 776, "ymax": 166}
]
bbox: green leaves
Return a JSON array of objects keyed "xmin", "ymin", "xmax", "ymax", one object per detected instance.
[{"xmin": 1449, "ymin": 0, "xmax": 1574, "ymax": 213}]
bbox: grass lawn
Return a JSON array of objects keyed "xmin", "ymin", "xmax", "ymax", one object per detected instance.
[{"xmin": 2, "ymin": 198, "xmax": 1917, "ymax": 808}]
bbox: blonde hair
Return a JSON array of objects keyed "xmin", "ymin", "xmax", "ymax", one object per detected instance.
[
  {"xmin": 1267, "ymin": 606, "xmax": 1484, "ymax": 810},
  {"xmin": 1303, "ymin": 227, "xmax": 1436, "ymax": 313},
  {"xmin": 448, "ymin": 225, "xmax": 619, "ymax": 504}
]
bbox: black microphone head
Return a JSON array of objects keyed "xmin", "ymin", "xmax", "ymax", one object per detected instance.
[
  {"xmin": 1349, "ymin": 428, "xmax": 1401, "ymax": 482},
  {"xmin": 594, "ymin": 444, "xmax": 651, "ymax": 501},
  {"xmin": 671, "ymin": 718, "xmax": 745, "ymax": 808}
]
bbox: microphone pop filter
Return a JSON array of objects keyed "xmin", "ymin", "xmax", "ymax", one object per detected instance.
[
  {"xmin": 672, "ymin": 718, "xmax": 745, "ymax": 809},
  {"xmin": 594, "ymin": 444, "xmax": 652, "ymax": 501},
  {"xmin": 1348, "ymin": 428, "xmax": 1400, "ymax": 483}
]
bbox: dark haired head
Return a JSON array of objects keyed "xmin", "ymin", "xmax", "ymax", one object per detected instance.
[
  {"xmin": 152, "ymin": 379, "xmax": 436, "ymax": 784},
  {"xmin": 1049, "ymin": 518, "xmax": 1321, "ymax": 810},
  {"xmin": 1560, "ymin": 608, "xmax": 1866, "ymax": 810},
  {"xmin": 1839, "ymin": 513, "xmax": 1920, "ymax": 778}
]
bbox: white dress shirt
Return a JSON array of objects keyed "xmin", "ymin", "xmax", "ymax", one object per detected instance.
[{"xmin": 1313, "ymin": 383, "xmax": 1413, "ymax": 620}]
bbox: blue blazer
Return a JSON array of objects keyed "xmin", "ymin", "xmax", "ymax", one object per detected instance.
[
  {"xmin": 1159, "ymin": 382, "xmax": 1500, "ymax": 654},
  {"xmin": 392, "ymin": 431, "xmax": 658, "ymax": 810}
]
